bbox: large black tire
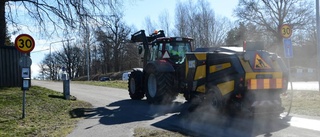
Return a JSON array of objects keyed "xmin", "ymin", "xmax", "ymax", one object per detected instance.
[
  {"xmin": 200, "ymin": 86, "xmax": 224, "ymax": 113},
  {"xmin": 145, "ymin": 68, "xmax": 177, "ymax": 104},
  {"xmin": 187, "ymin": 86, "xmax": 224, "ymax": 114},
  {"xmin": 128, "ymin": 71, "xmax": 145, "ymax": 100}
]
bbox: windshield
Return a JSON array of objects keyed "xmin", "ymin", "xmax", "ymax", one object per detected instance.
[{"xmin": 165, "ymin": 42, "xmax": 191, "ymax": 64}]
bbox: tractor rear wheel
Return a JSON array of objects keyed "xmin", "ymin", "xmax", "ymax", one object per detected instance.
[
  {"xmin": 202, "ymin": 86, "xmax": 224, "ymax": 113},
  {"xmin": 128, "ymin": 71, "xmax": 144, "ymax": 100},
  {"xmin": 145, "ymin": 71, "xmax": 176, "ymax": 104}
]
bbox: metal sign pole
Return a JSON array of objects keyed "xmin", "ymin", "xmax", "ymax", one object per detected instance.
[
  {"xmin": 286, "ymin": 58, "xmax": 293, "ymax": 117},
  {"xmin": 15, "ymin": 34, "xmax": 35, "ymax": 119},
  {"xmin": 288, "ymin": 58, "xmax": 293, "ymax": 90},
  {"xmin": 22, "ymin": 89, "xmax": 26, "ymax": 119},
  {"xmin": 20, "ymin": 54, "xmax": 32, "ymax": 119},
  {"xmin": 316, "ymin": 0, "xmax": 320, "ymax": 92},
  {"xmin": 282, "ymin": 33, "xmax": 294, "ymax": 116}
]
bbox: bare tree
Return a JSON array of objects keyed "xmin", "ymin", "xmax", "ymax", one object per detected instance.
[
  {"xmin": 2, "ymin": 0, "xmax": 122, "ymax": 46},
  {"xmin": 210, "ymin": 16, "xmax": 232, "ymax": 46},
  {"xmin": 174, "ymin": 1, "xmax": 189, "ymax": 37},
  {"xmin": 122, "ymin": 42, "xmax": 142, "ymax": 69},
  {"xmin": 290, "ymin": 17, "xmax": 317, "ymax": 68},
  {"xmin": 54, "ymin": 42, "xmax": 83, "ymax": 79},
  {"xmin": 107, "ymin": 15, "xmax": 131, "ymax": 72},
  {"xmin": 94, "ymin": 14, "xmax": 131, "ymax": 73},
  {"xmin": 38, "ymin": 57, "xmax": 50, "ymax": 80},
  {"xmin": 158, "ymin": 10, "xmax": 171, "ymax": 37},
  {"xmin": 174, "ymin": 0, "xmax": 232, "ymax": 49},
  {"xmin": 143, "ymin": 16, "xmax": 157, "ymax": 34},
  {"xmin": 39, "ymin": 53, "xmax": 59, "ymax": 80},
  {"xmin": 235, "ymin": 0, "xmax": 314, "ymax": 54},
  {"xmin": 196, "ymin": 0, "xmax": 214, "ymax": 47},
  {"xmin": 95, "ymin": 28, "xmax": 113, "ymax": 73},
  {"xmin": 225, "ymin": 22, "xmax": 264, "ymax": 46}
]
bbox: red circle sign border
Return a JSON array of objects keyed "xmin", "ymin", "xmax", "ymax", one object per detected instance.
[{"xmin": 14, "ymin": 34, "xmax": 35, "ymax": 53}]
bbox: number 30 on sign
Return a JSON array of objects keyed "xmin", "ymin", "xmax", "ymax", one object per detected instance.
[
  {"xmin": 280, "ymin": 24, "xmax": 292, "ymax": 38},
  {"xmin": 15, "ymin": 34, "xmax": 35, "ymax": 53}
]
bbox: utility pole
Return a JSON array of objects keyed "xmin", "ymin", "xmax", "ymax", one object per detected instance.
[
  {"xmin": 85, "ymin": 15, "xmax": 90, "ymax": 81},
  {"xmin": 317, "ymin": 0, "xmax": 320, "ymax": 91}
]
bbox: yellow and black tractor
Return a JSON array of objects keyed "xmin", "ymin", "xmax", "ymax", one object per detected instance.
[
  {"xmin": 185, "ymin": 42, "xmax": 288, "ymax": 116},
  {"xmin": 128, "ymin": 30, "xmax": 288, "ymax": 116}
]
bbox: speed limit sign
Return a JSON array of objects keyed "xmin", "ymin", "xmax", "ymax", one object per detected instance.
[
  {"xmin": 280, "ymin": 24, "xmax": 292, "ymax": 38},
  {"xmin": 15, "ymin": 34, "xmax": 35, "ymax": 53}
]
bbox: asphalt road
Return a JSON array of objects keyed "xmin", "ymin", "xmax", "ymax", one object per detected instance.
[{"xmin": 32, "ymin": 80, "xmax": 320, "ymax": 137}]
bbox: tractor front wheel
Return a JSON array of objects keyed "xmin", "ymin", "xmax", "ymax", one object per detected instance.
[{"xmin": 145, "ymin": 71, "xmax": 176, "ymax": 104}]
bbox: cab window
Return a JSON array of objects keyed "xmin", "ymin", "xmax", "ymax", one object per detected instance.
[{"xmin": 150, "ymin": 43, "xmax": 162, "ymax": 61}]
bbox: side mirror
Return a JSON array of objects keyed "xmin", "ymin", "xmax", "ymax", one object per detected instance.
[{"xmin": 138, "ymin": 45, "xmax": 143, "ymax": 54}]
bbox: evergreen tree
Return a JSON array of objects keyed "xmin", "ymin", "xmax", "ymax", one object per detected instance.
[{"xmin": 4, "ymin": 26, "xmax": 12, "ymax": 46}]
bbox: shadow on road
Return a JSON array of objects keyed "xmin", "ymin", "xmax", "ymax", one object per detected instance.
[
  {"xmin": 152, "ymin": 108, "xmax": 292, "ymax": 137},
  {"xmin": 69, "ymin": 99, "xmax": 185, "ymax": 125},
  {"xmin": 69, "ymin": 99, "xmax": 291, "ymax": 137},
  {"xmin": 48, "ymin": 94, "xmax": 65, "ymax": 99}
]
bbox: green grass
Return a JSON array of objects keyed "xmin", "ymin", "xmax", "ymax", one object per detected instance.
[
  {"xmin": 134, "ymin": 127, "xmax": 187, "ymax": 137},
  {"xmin": 0, "ymin": 86, "xmax": 92, "ymax": 137},
  {"xmin": 281, "ymin": 90, "xmax": 320, "ymax": 116},
  {"xmin": 72, "ymin": 80, "xmax": 128, "ymax": 89}
]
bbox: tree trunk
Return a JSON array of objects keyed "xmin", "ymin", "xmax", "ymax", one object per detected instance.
[
  {"xmin": 275, "ymin": 26, "xmax": 285, "ymax": 58},
  {"xmin": 0, "ymin": 0, "xmax": 6, "ymax": 46},
  {"xmin": 114, "ymin": 48, "xmax": 119, "ymax": 71}
]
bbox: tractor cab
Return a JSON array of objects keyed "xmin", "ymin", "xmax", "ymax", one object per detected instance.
[
  {"xmin": 131, "ymin": 30, "xmax": 192, "ymax": 66},
  {"xmin": 149, "ymin": 37, "xmax": 192, "ymax": 65}
]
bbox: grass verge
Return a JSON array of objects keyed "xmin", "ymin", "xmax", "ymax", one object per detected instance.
[
  {"xmin": 0, "ymin": 86, "xmax": 92, "ymax": 137},
  {"xmin": 73, "ymin": 80, "xmax": 128, "ymax": 89},
  {"xmin": 282, "ymin": 90, "xmax": 320, "ymax": 117},
  {"xmin": 133, "ymin": 127, "xmax": 187, "ymax": 137}
]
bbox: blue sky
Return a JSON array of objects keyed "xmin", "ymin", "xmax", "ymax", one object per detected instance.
[
  {"xmin": 123, "ymin": 0, "xmax": 238, "ymax": 29},
  {"xmin": 22, "ymin": 0, "xmax": 238, "ymax": 78}
]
